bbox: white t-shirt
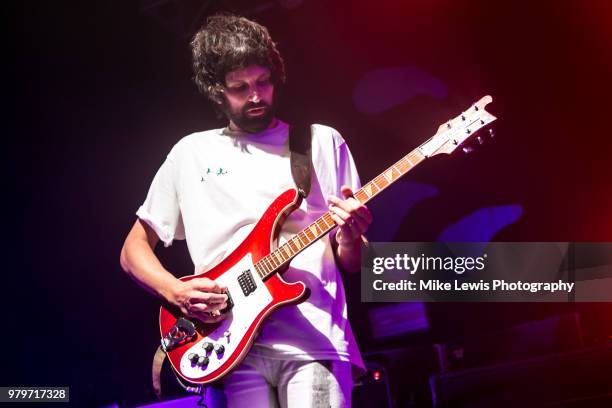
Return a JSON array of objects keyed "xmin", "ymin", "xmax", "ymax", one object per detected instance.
[{"xmin": 137, "ymin": 120, "xmax": 365, "ymax": 376}]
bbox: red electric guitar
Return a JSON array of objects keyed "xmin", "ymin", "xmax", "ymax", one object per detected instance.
[{"xmin": 159, "ymin": 95, "xmax": 497, "ymax": 385}]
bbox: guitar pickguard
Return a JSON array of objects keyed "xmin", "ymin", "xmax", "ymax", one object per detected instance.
[{"xmin": 179, "ymin": 253, "xmax": 272, "ymax": 379}]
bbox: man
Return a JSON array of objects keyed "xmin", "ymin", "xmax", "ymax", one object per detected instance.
[{"xmin": 120, "ymin": 14, "xmax": 372, "ymax": 407}]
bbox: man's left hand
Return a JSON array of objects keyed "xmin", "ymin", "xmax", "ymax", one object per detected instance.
[{"xmin": 327, "ymin": 185, "xmax": 373, "ymax": 248}]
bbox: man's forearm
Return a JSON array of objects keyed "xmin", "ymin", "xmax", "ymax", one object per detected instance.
[{"xmin": 120, "ymin": 233, "xmax": 179, "ymax": 302}]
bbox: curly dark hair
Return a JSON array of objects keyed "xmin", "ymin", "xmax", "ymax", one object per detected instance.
[{"xmin": 190, "ymin": 14, "xmax": 286, "ymax": 102}]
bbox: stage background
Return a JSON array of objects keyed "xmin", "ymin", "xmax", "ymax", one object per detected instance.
[{"xmin": 7, "ymin": 0, "xmax": 612, "ymax": 405}]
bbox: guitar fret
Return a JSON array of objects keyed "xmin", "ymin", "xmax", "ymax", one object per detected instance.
[
  {"xmin": 320, "ymin": 214, "xmax": 331, "ymax": 228},
  {"xmin": 409, "ymin": 150, "xmax": 424, "ymax": 163},
  {"xmin": 381, "ymin": 174, "xmax": 390, "ymax": 187},
  {"xmin": 258, "ymin": 262, "xmax": 267, "ymax": 276},
  {"xmin": 316, "ymin": 220, "xmax": 327, "ymax": 233},
  {"xmin": 304, "ymin": 230, "xmax": 313, "ymax": 243},
  {"xmin": 403, "ymin": 158, "xmax": 410, "ymax": 169},
  {"xmin": 383, "ymin": 168, "xmax": 395, "ymax": 183},
  {"xmin": 294, "ymin": 236, "xmax": 304, "ymax": 249},
  {"xmin": 355, "ymin": 188, "xmax": 372, "ymax": 203},
  {"xmin": 280, "ymin": 245, "xmax": 290, "ymax": 258},
  {"xmin": 288, "ymin": 239, "xmax": 298, "ymax": 252},
  {"xmin": 304, "ymin": 228, "xmax": 315, "ymax": 241},
  {"xmin": 371, "ymin": 179, "xmax": 382, "ymax": 192},
  {"xmin": 254, "ymin": 263, "xmax": 263, "ymax": 277},
  {"xmin": 264, "ymin": 256, "xmax": 275, "ymax": 270},
  {"xmin": 306, "ymin": 230, "xmax": 314, "ymax": 242},
  {"xmin": 373, "ymin": 177, "xmax": 386, "ymax": 190},
  {"xmin": 263, "ymin": 256, "xmax": 272, "ymax": 271},
  {"xmin": 258, "ymin": 259, "xmax": 267, "ymax": 275},
  {"xmin": 354, "ymin": 190, "xmax": 367, "ymax": 203},
  {"xmin": 323, "ymin": 213, "xmax": 336, "ymax": 229},
  {"xmin": 310, "ymin": 224, "xmax": 320, "ymax": 236}
]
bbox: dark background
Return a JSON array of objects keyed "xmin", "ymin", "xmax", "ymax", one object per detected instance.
[{"xmin": 7, "ymin": 0, "xmax": 612, "ymax": 406}]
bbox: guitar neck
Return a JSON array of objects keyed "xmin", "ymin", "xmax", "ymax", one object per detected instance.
[{"xmin": 255, "ymin": 147, "xmax": 427, "ymax": 280}]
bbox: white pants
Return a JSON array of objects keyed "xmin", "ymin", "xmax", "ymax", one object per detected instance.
[{"xmin": 208, "ymin": 347, "xmax": 353, "ymax": 408}]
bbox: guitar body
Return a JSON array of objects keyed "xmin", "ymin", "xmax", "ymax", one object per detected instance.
[{"xmin": 159, "ymin": 188, "xmax": 309, "ymax": 384}]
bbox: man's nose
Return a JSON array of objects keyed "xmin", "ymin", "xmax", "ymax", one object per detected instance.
[{"xmin": 248, "ymin": 90, "xmax": 261, "ymax": 103}]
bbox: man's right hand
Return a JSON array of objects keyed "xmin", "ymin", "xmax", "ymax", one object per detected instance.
[{"xmin": 169, "ymin": 277, "xmax": 229, "ymax": 324}]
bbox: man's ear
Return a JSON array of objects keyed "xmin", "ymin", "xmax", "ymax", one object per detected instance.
[
  {"xmin": 209, "ymin": 85, "xmax": 225, "ymax": 105},
  {"xmin": 211, "ymin": 94, "xmax": 223, "ymax": 105}
]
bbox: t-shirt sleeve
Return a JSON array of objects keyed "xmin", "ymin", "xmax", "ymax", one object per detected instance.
[
  {"xmin": 331, "ymin": 129, "xmax": 362, "ymax": 195},
  {"xmin": 136, "ymin": 149, "xmax": 185, "ymax": 247}
]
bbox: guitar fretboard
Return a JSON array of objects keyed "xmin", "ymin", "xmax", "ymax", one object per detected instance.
[{"xmin": 253, "ymin": 149, "xmax": 426, "ymax": 280}]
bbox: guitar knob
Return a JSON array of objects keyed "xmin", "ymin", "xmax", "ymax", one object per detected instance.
[
  {"xmin": 197, "ymin": 355, "xmax": 209, "ymax": 367},
  {"xmin": 203, "ymin": 342, "xmax": 214, "ymax": 352},
  {"xmin": 477, "ymin": 136, "xmax": 483, "ymax": 145},
  {"xmin": 188, "ymin": 353, "xmax": 199, "ymax": 364},
  {"xmin": 214, "ymin": 344, "xmax": 225, "ymax": 355}
]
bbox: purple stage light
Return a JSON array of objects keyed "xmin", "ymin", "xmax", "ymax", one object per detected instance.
[
  {"xmin": 436, "ymin": 204, "xmax": 523, "ymax": 243},
  {"xmin": 353, "ymin": 66, "xmax": 448, "ymax": 115},
  {"xmin": 367, "ymin": 181, "xmax": 438, "ymax": 242}
]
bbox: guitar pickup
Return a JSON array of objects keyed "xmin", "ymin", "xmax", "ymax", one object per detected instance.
[{"xmin": 238, "ymin": 269, "xmax": 257, "ymax": 296}]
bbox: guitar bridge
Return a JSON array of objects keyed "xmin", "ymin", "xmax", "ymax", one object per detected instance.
[
  {"xmin": 161, "ymin": 317, "xmax": 196, "ymax": 352},
  {"xmin": 238, "ymin": 269, "xmax": 257, "ymax": 296}
]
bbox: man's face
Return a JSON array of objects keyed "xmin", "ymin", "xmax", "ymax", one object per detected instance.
[{"xmin": 221, "ymin": 64, "xmax": 275, "ymax": 133}]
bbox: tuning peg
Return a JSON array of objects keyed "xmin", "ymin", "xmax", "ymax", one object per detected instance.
[
  {"xmin": 488, "ymin": 128, "xmax": 495, "ymax": 138},
  {"xmin": 477, "ymin": 136, "xmax": 483, "ymax": 145},
  {"xmin": 462, "ymin": 146, "xmax": 475, "ymax": 154}
]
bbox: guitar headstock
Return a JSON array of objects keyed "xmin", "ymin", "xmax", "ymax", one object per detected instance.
[{"xmin": 418, "ymin": 95, "xmax": 497, "ymax": 157}]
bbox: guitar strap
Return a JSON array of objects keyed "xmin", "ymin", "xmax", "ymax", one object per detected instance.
[
  {"xmin": 151, "ymin": 123, "xmax": 313, "ymax": 399},
  {"xmin": 289, "ymin": 123, "xmax": 313, "ymax": 198},
  {"xmin": 151, "ymin": 346, "xmax": 166, "ymax": 400}
]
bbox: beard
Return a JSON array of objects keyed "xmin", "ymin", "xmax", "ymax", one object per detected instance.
[{"xmin": 223, "ymin": 99, "xmax": 276, "ymax": 134}]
